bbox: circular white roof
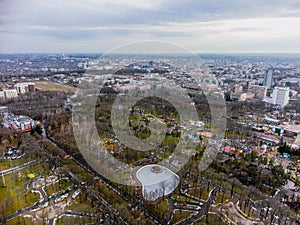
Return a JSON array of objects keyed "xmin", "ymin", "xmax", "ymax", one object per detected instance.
[
  {"xmin": 136, "ymin": 164, "xmax": 180, "ymax": 201},
  {"xmin": 136, "ymin": 164, "xmax": 178, "ymax": 186}
]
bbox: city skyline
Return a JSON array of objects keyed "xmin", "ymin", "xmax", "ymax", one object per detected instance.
[{"xmin": 0, "ymin": 0, "xmax": 300, "ymax": 53}]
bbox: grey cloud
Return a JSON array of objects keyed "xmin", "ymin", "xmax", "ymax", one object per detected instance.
[
  {"xmin": 1, "ymin": 0, "xmax": 300, "ymax": 53},
  {"xmin": 4, "ymin": 0, "xmax": 300, "ymax": 29}
]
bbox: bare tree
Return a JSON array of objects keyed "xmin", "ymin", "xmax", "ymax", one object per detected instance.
[{"xmin": 0, "ymin": 197, "xmax": 14, "ymax": 224}]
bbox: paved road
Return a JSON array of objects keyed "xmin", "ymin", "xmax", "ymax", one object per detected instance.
[
  {"xmin": 177, "ymin": 187, "xmax": 218, "ymax": 225},
  {"xmin": 1, "ymin": 158, "xmax": 45, "ymax": 176}
]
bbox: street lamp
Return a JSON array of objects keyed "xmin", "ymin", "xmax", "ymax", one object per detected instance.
[
  {"xmin": 0, "ymin": 170, "xmax": 6, "ymax": 187},
  {"xmin": 9, "ymin": 156, "xmax": 12, "ymax": 167}
]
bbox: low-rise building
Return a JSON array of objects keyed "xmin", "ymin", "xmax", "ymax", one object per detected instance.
[
  {"xmin": 234, "ymin": 85, "xmax": 243, "ymax": 93},
  {"xmin": 4, "ymin": 89, "xmax": 18, "ymax": 98},
  {"xmin": 0, "ymin": 91, "xmax": 5, "ymax": 99},
  {"xmin": 2, "ymin": 114, "xmax": 35, "ymax": 132},
  {"xmin": 16, "ymin": 82, "xmax": 36, "ymax": 94},
  {"xmin": 231, "ymin": 92, "xmax": 255, "ymax": 101},
  {"xmin": 220, "ymin": 145, "xmax": 236, "ymax": 155},
  {"xmin": 264, "ymin": 117, "xmax": 280, "ymax": 125},
  {"xmin": 257, "ymin": 135, "xmax": 280, "ymax": 146},
  {"xmin": 273, "ymin": 125, "xmax": 300, "ymax": 139},
  {"xmin": 27, "ymin": 82, "xmax": 36, "ymax": 92},
  {"xmin": 0, "ymin": 106, "xmax": 9, "ymax": 115},
  {"xmin": 248, "ymin": 85, "xmax": 267, "ymax": 99},
  {"xmin": 16, "ymin": 83, "xmax": 28, "ymax": 94}
]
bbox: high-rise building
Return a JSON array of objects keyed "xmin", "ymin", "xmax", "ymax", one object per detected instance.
[
  {"xmin": 271, "ymin": 87, "xmax": 290, "ymax": 107},
  {"xmin": 263, "ymin": 69, "xmax": 273, "ymax": 89}
]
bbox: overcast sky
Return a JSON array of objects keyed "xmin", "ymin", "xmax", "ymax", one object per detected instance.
[{"xmin": 0, "ymin": 0, "xmax": 300, "ymax": 53}]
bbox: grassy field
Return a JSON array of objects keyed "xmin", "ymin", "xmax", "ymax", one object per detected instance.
[
  {"xmin": 35, "ymin": 81, "xmax": 76, "ymax": 92},
  {"xmin": 0, "ymin": 173, "xmax": 39, "ymax": 215},
  {"xmin": 45, "ymin": 179, "xmax": 73, "ymax": 197},
  {"xmin": 56, "ymin": 215, "xmax": 97, "ymax": 225},
  {"xmin": 68, "ymin": 192, "xmax": 99, "ymax": 213},
  {"xmin": 0, "ymin": 156, "xmax": 36, "ymax": 171},
  {"xmin": 0, "ymin": 158, "xmax": 25, "ymax": 171},
  {"xmin": 7, "ymin": 217, "xmax": 44, "ymax": 225},
  {"xmin": 194, "ymin": 213, "xmax": 227, "ymax": 225},
  {"xmin": 0, "ymin": 161, "xmax": 51, "ymax": 216},
  {"xmin": 187, "ymin": 185, "xmax": 214, "ymax": 201},
  {"xmin": 147, "ymin": 199, "xmax": 170, "ymax": 220},
  {"xmin": 170, "ymin": 210, "xmax": 192, "ymax": 224},
  {"xmin": 214, "ymin": 191, "xmax": 231, "ymax": 204}
]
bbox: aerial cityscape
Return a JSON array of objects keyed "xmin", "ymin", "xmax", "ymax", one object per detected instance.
[
  {"xmin": 0, "ymin": 51, "xmax": 299, "ymax": 225},
  {"xmin": 0, "ymin": 0, "xmax": 300, "ymax": 225}
]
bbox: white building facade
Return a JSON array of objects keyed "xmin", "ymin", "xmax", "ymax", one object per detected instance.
[
  {"xmin": 271, "ymin": 86, "xmax": 290, "ymax": 107},
  {"xmin": 4, "ymin": 89, "xmax": 18, "ymax": 98}
]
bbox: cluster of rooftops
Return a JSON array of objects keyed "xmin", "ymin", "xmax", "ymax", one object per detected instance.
[{"xmin": 1, "ymin": 106, "xmax": 35, "ymax": 132}]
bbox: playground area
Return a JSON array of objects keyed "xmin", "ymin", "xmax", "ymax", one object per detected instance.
[
  {"xmin": 22, "ymin": 190, "xmax": 78, "ymax": 222},
  {"xmin": 0, "ymin": 160, "xmax": 99, "ymax": 224}
]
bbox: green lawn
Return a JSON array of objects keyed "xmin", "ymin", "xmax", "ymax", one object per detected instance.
[
  {"xmin": 0, "ymin": 158, "xmax": 29, "ymax": 171},
  {"xmin": 35, "ymin": 81, "xmax": 75, "ymax": 92},
  {"xmin": 0, "ymin": 161, "xmax": 51, "ymax": 216},
  {"xmin": 175, "ymin": 195, "xmax": 198, "ymax": 204},
  {"xmin": 56, "ymin": 215, "xmax": 97, "ymax": 225},
  {"xmin": 146, "ymin": 199, "xmax": 169, "ymax": 220},
  {"xmin": 187, "ymin": 185, "xmax": 214, "ymax": 201},
  {"xmin": 0, "ymin": 173, "xmax": 39, "ymax": 216},
  {"xmin": 194, "ymin": 214, "xmax": 227, "ymax": 225},
  {"xmin": 238, "ymin": 201, "xmax": 260, "ymax": 218},
  {"xmin": 7, "ymin": 216, "xmax": 44, "ymax": 225},
  {"xmin": 45, "ymin": 179, "xmax": 73, "ymax": 197},
  {"xmin": 68, "ymin": 192, "xmax": 98, "ymax": 213},
  {"xmin": 170, "ymin": 210, "xmax": 192, "ymax": 224},
  {"xmin": 214, "ymin": 191, "xmax": 231, "ymax": 204}
]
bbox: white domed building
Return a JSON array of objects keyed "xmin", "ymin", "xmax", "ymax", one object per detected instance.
[{"xmin": 136, "ymin": 164, "xmax": 180, "ymax": 201}]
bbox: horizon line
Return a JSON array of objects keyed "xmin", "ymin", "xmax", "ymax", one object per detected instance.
[{"xmin": 1, "ymin": 52, "xmax": 300, "ymax": 55}]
